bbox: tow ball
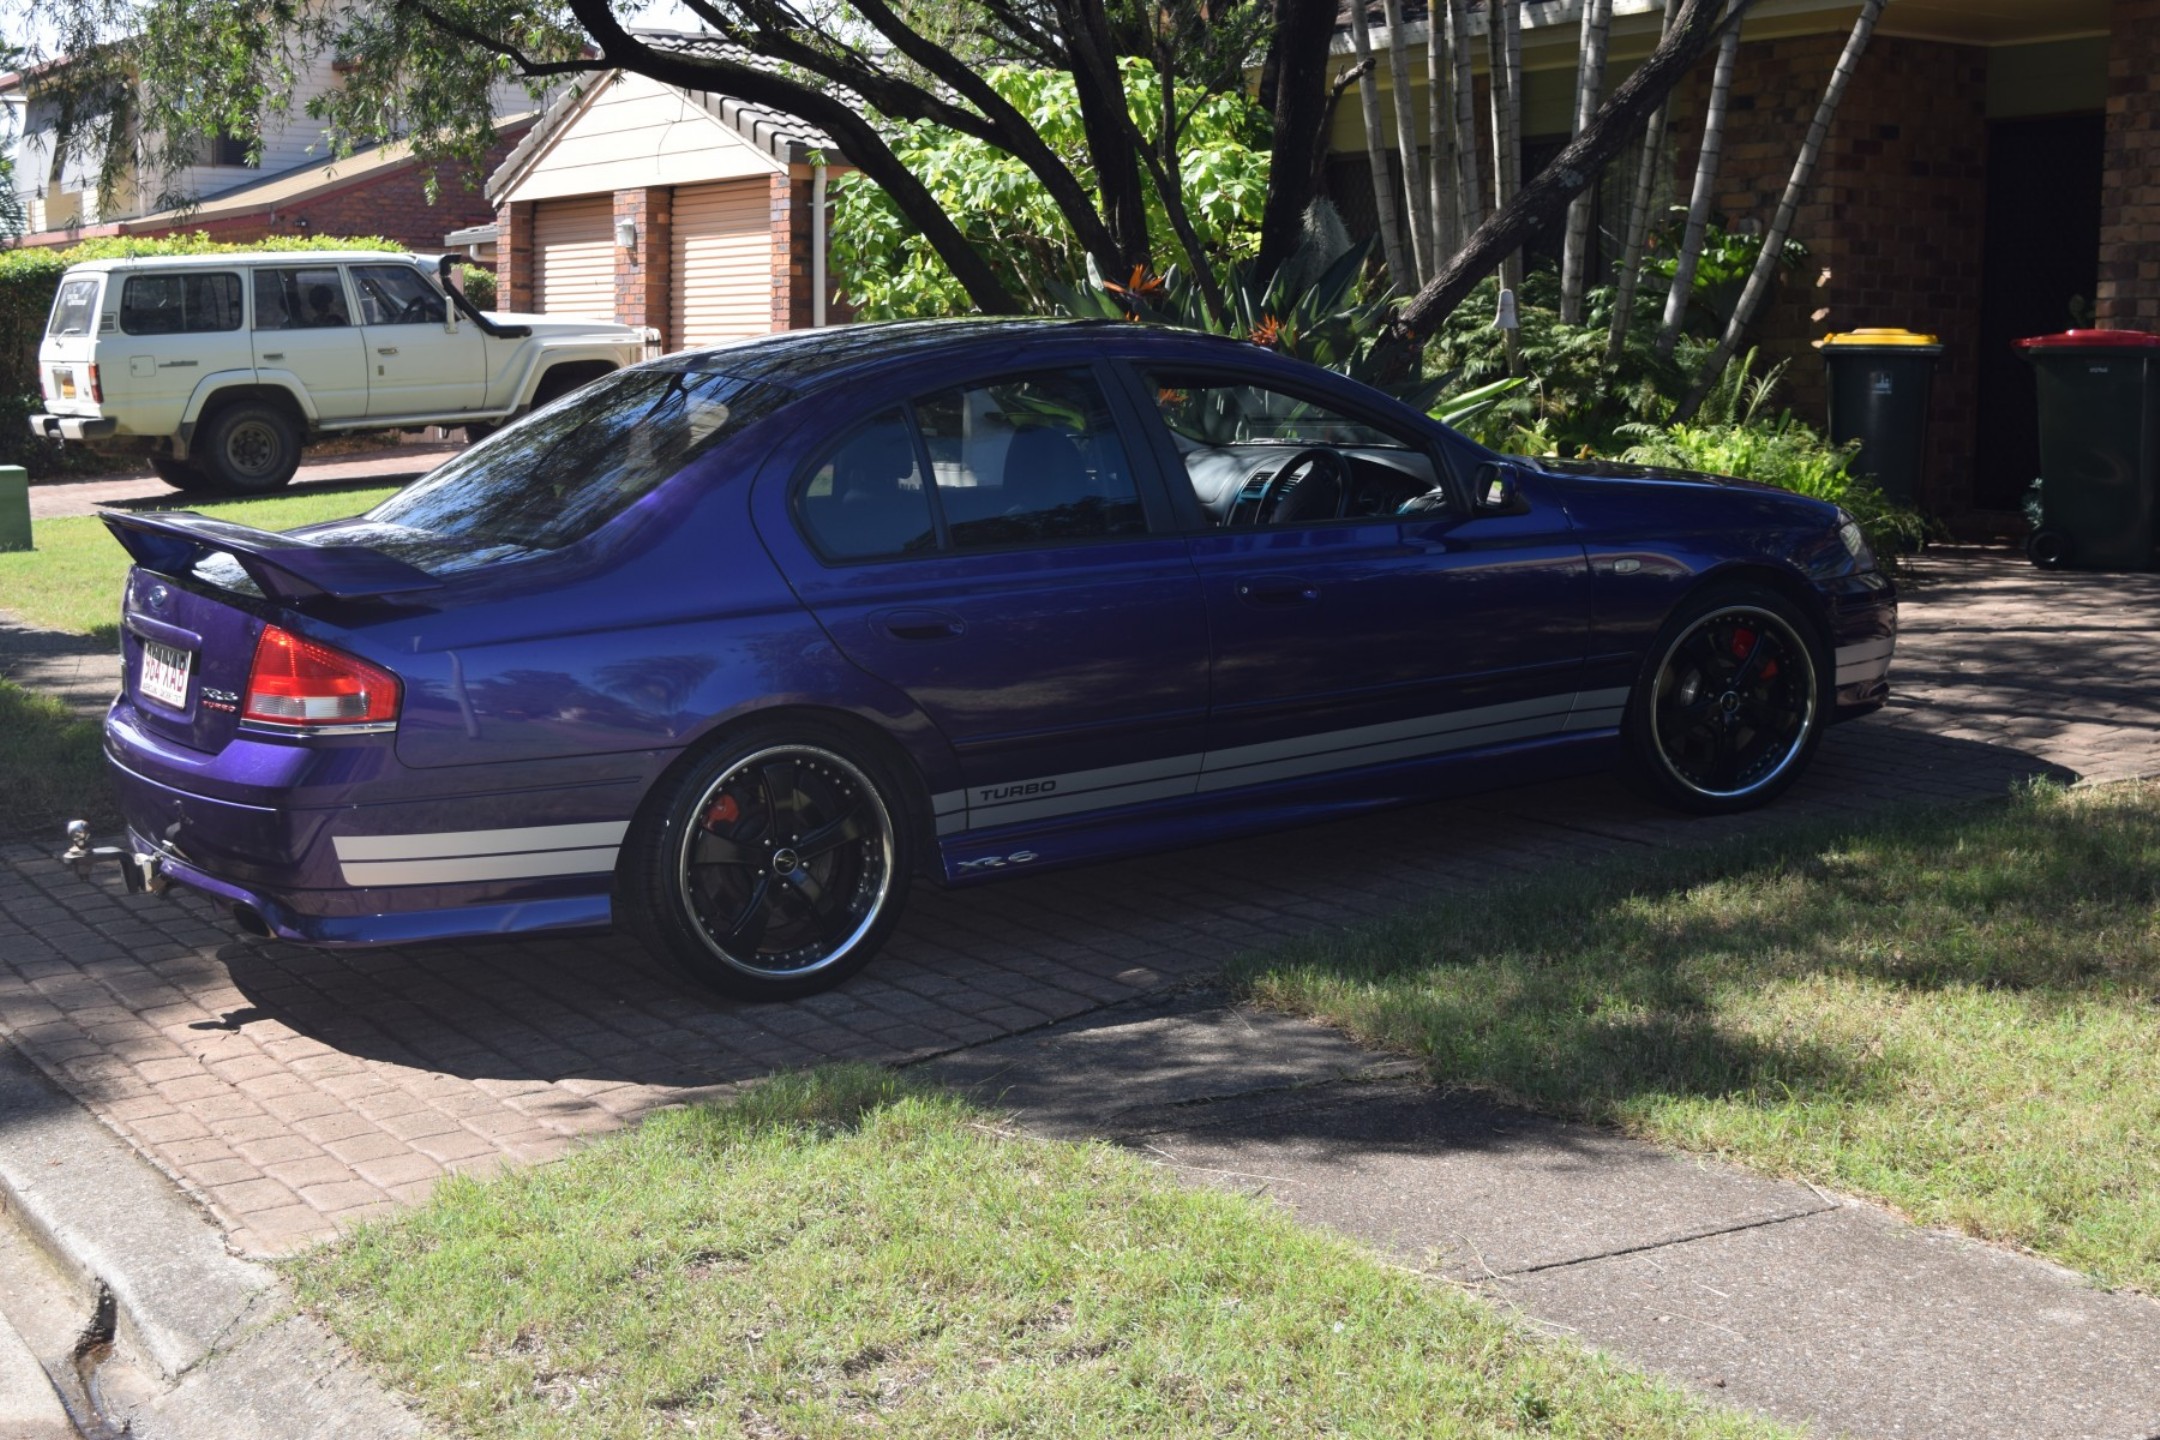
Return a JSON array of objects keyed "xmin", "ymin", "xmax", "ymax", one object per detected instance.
[{"xmin": 60, "ymin": 819, "xmax": 169, "ymax": 896}]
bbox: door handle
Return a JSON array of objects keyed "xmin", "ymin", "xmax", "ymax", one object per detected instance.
[
  {"xmin": 873, "ymin": 607, "xmax": 966, "ymax": 641},
  {"xmin": 1235, "ymin": 577, "xmax": 1320, "ymax": 606},
  {"xmin": 259, "ymin": 351, "xmax": 284, "ymax": 361},
  {"xmin": 376, "ymin": 346, "xmax": 399, "ymax": 356}
]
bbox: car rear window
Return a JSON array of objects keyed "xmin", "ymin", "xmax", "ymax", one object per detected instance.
[
  {"xmin": 363, "ymin": 367, "xmax": 784, "ymax": 559},
  {"xmin": 48, "ymin": 277, "xmax": 102, "ymax": 337},
  {"xmin": 119, "ymin": 272, "xmax": 244, "ymax": 335}
]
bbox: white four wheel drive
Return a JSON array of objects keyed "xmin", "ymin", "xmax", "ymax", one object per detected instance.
[{"xmin": 32, "ymin": 251, "xmax": 652, "ymax": 492}]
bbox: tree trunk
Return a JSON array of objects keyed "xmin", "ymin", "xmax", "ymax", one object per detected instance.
[
  {"xmin": 1446, "ymin": 0, "xmax": 1482, "ymax": 246},
  {"xmin": 1426, "ymin": 0, "xmax": 1458, "ymax": 256},
  {"xmin": 1559, "ymin": 0, "xmax": 1613, "ymax": 324},
  {"xmin": 1657, "ymin": 19, "xmax": 1741, "ymax": 356},
  {"xmin": 1255, "ymin": 0, "xmax": 1351, "ymax": 286},
  {"xmin": 562, "ymin": 0, "xmax": 1020, "ymax": 313},
  {"xmin": 1486, "ymin": 0, "xmax": 1523, "ymax": 297},
  {"xmin": 1399, "ymin": 0, "xmax": 1755, "ymax": 337},
  {"xmin": 1607, "ymin": 0, "xmax": 1675, "ymax": 363},
  {"xmin": 1055, "ymin": 0, "xmax": 1154, "ymax": 269},
  {"xmin": 1349, "ymin": 1, "xmax": 1413, "ymax": 290},
  {"xmin": 1677, "ymin": 0, "xmax": 1884, "ymax": 420},
  {"xmin": 1382, "ymin": 0, "xmax": 1433, "ymax": 282}
]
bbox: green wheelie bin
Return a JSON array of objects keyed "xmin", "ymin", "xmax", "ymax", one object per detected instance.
[
  {"xmin": 1821, "ymin": 328, "xmax": 1943, "ymax": 511},
  {"xmin": 2014, "ymin": 329, "xmax": 2160, "ymax": 571}
]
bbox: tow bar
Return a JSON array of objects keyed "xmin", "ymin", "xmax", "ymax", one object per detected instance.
[{"xmin": 60, "ymin": 819, "xmax": 169, "ymax": 896}]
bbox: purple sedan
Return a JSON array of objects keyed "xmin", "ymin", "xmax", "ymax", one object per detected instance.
[{"xmin": 94, "ymin": 321, "xmax": 1896, "ymax": 999}]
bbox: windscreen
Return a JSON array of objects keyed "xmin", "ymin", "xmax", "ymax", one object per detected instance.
[{"xmin": 362, "ymin": 367, "xmax": 785, "ymax": 556}]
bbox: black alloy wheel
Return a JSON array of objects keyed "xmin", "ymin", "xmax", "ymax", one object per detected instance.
[
  {"xmin": 623, "ymin": 727, "xmax": 913, "ymax": 1001},
  {"xmin": 1626, "ymin": 587, "xmax": 1825, "ymax": 814}
]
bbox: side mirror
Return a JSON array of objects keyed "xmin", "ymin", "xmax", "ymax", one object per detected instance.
[{"xmin": 1471, "ymin": 461, "xmax": 1524, "ymax": 514}]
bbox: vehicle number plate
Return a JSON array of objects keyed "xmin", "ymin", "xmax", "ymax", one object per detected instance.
[
  {"xmin": 138, "ymin": 640, "xmax": 193, "ymax": 710},
  {"xmin": 55, "ymin": 369, "xmax": 75, "ymax": 399}
]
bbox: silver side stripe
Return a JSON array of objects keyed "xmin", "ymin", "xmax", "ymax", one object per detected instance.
[
  {"xmin": 1199, "ymin": 692, "xmax": 1578, "ymax": 791},
  {"xmin": 966, "ymin": 752, "xmax": 1204, "ymax": 828},
  {"xmin": 1834, "ymin": 637, "xmax": 1896, "ymax": 687},
  {"xmin": 332, "ymin": 821, "xmax": 629, "ymax": 887},
  {"xmin": 1564, "ymin": 686, "xmax": 1631, "ymax": 733}
]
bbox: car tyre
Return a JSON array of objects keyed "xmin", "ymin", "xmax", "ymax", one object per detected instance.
[
  {"xmin": 620, "ymin": 722, "xmax": 915, "ymax": 1001},
  {"xmin": 2027, "ymin": 529, "xmax": 2072, "ymax": 569},
  {"xmin": 461, "ymin": 421, "xmax": 499, "ymax": 445},
  {"xmin": 148, "ymin": 454, "xmax": 213, "ymax": 492},
  {"xmin": 1622, "ymin": 584, "xmax": 1828, "ymax": 815},
  {"xmin": 201, "ymin": 401, "xmax": 302, "ymax": 493}
]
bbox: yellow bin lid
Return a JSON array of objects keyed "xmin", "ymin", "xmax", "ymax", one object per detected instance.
[{"xmin": 1820, "ymin": 327, "xmax": 1941, "ymax": 347}]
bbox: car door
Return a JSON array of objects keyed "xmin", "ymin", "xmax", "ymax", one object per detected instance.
[
  {"xmin": 250, "ymin": 265, "xmax": 369, "ymax": 421},
  {"xmin": 1126, "ymin": 363, "xmax": 1593, "ymax": 794},
  {"xmin": 350, "ymin": 262, "xmax": 486, "ymax": 416},
  {"xmin": 767, "ymin": 364, "xmax": 1211, "ymax": 838}
]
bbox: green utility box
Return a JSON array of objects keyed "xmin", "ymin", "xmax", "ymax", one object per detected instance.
[
  {"xmin": 0, "ymin": 465, "xmax": 28, "ymax": 552},
  {"xmin": 2015, "ymin": 329, "xmax": 2160, "ymax": 571},
  {"xmin": 1821, "ymin": 328, "xmax": 1944, "ymax": 510}
]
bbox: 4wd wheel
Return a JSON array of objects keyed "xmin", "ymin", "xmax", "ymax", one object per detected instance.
[
  {"xmin": 148, "ymin": 454, "xmax": 212, "ymax": 492},
  {"xmin": 1624, "ymin": 586, "xmax": 1827, "ymax": 814},
  {"xmin": 621, "ymin": 725, "xmax": 914, "ymax": 1001},
  {"xmin": 201, "ymin": 402, "xmax": 302, "ymax": 493}
]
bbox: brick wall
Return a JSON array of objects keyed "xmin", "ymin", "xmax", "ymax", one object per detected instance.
[
  {"xmin": 499, "ymin": 201, "xmax": 534, "ymax": 313},
  {"xmin": 1668, "ymin": 31, "xmax": 1989, "ymax": 516},
  {"xmin": 613, "ymin": 187, "xmax": 673, "ymax": 344},
  {"xmin": 2099, "ymin": 0, "xmax": 2160, "ymax": 327}
]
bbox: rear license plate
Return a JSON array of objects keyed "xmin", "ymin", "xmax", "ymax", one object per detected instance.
[
  {"xmin": 55, "ymin": 369, "xmax": 75, "ymax": 399},
  {"xmin": 139, "ymin": 640, "xmax": 192, "ymax": 710}
]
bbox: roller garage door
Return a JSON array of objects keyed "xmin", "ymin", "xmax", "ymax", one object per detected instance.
[
  {"xmin": 533, "ymin": 196, "xmax": 616, "ymax": 321},
  {"xmin": 670, "ymin": 180, "xmax": 772, "ymax": 350}
]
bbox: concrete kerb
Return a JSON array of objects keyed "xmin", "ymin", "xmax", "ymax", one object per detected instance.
[{"xmin": 0, "ymin": 1043, "xmax": 427, "ymax": 1438}]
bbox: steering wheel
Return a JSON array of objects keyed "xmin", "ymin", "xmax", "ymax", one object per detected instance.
[{"xmin": 1254, "ymin": 447, "xmax": 1355, "ymax": 525}]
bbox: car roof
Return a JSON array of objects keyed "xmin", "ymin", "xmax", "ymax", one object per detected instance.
[
  {"xmin": 64, "ymin": 251, "xmax": 422, "ymax": 273},
  {"xmin": 667, "ymin": 318, "xmax": 1264, "ymax": 389}
]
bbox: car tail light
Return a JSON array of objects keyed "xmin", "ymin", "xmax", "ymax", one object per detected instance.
[
  {"xmin": 242, "ymin": 625, "xmax": 400, "ymax": 729},
  {"xmin": 86, "ymin": 363, "xmax": 102, "ymax": 403}
]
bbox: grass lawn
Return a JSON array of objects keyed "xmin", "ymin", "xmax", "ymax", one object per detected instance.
[
  {"xmin": 0, "ymin": 677, "xmax": 117, "ymax": 841},
  {"xmin": 0, "ymin": 484, "xmax": 400, "ymax": 644},
  {"xmin": 1233, "ymin": 780, "xmax": 2160, "ymax": 1293},
  {"xmin": 292, "ymin": 1067, "xmax": 1789, "ymax": 1440}
]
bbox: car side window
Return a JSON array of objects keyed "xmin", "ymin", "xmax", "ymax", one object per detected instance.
[
  {"xmin": 118, "ymin": 272, "xmax": 243, "ymax": 336},
  {"xmin": 913, "ymin": 370, "xmax": 1144, "ymax": 550},
  {"xmin": 254, "ymin": 267, "xmax": 353, "ymax": 330},
  {"xmin": 796, "ymin": 409, "xmax": 940, "ymax": 561},
  {"xmin": 351, "ymin": 265, "xmax": 448, "ymax": 326},
  {"xmin": 1145, "ymin": 370, "xmax": 1442, "ymax": 527}
]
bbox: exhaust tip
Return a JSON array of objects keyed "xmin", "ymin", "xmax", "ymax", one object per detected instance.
[{"xmin": 231, "ymin": 903, "xmax": 272, "ymax": 939}]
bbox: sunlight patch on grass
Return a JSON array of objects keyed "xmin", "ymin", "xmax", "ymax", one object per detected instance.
[
  {"xmin": 0, "ymin": 485, "xmax": 400, "ymax": 643},
  {"xmin": 1232, "ymin": 781, "xmax": 2160, "ymax": 1291},
  {"xmin": 290, "ymin": 1066, "xmax": 1789, "ymax": 1440}
]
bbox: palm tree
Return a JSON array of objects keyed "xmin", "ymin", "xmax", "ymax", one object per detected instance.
[
  {"xmin": 1348, "ymin": 0, "xmax": 1414, "ymax": 287},
  {"xmin": 1426, "ymin": 0, "xmax": 1459, "ymax": 256},
  {"xmin": 1382, "ymin": 0, "xmax": 1434, "ymax": 282},
  {"xmin": 1608, "ymin": 0, "xmax": 1675, "ymax": 363},
  {"xmin": 1658, "ymin": 16, "xmax": 1742, "ymax": 356},
  {"xmin": 1559, "ymin": 0, "xmax": 1614, "ymax": 325},
  {"xmin": 1445, "ymin": 0, "xmax": 1483, "ymax": 247},
  {"xmin": 1678, "ymin": 0, "xmax": 1887, "ymax": 419}
]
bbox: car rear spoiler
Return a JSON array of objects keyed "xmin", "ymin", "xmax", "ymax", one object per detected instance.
[{"xmin": 101, "ymin": 510, "xmax": 444, "ymax": 604}]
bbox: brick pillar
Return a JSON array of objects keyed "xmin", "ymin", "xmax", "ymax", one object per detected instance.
[
  {"xmin": 611, "ymin": 187, "xmax": 672, "ymax": 346},
  {"xmin": 770, "ymin": 171, "xmax": 816, "ymax": 332},
  {"xmin": 500, "ymin": 201, "xmax": 534, "ymax": 313},
  {"xmin": 2098, "ymin": 0, "xmax": 2160, "ymax": 328}
]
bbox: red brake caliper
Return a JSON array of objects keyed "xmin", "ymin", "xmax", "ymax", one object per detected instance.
[{"xmin": 703, "ymin": 793, "xmax": 741, "ymax": 829}]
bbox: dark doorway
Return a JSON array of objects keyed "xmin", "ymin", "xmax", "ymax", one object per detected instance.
[{"xmin": 1973, "ymin": 112, "xmax": 2104, "ymax": 513}]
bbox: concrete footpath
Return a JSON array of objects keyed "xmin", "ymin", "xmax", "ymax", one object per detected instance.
[{"xmin": 928, "ymin": 996, "xmax": 2160, "ymax": 1440}]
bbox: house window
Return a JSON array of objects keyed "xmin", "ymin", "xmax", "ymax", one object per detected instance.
[{"xmin": 204, "ymin": 130, "xmax": 255, "ymax": 168}]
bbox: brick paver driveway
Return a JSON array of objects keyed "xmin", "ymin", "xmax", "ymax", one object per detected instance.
[{"xmin": 4, "ymin": 549, "xmax": 2157, "ymax": 1255}]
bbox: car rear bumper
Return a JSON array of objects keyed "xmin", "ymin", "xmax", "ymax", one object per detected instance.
[
  {"xmin": 30, "ymin": 412, "xmax": 118, "ymax": 442},
  {"xmin": 105, "ymin": 697, "xmax": 639, "ymax": 945}
]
